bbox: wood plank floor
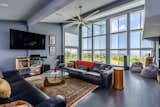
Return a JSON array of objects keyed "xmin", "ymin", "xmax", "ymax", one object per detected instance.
[{"xmin": 74, "ymin": 71, "xmax": 160, "ymax": 107}]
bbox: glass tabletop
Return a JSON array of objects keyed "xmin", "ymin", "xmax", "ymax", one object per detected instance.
[{"xmin": 42, "ymin": 69, "xmax": 69, "ymax": 78}]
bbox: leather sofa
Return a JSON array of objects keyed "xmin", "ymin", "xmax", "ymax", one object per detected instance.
[
  {"xmin": 61, "ymin": 60, "xmax": 113, "ymax": 88},
  {"xmin": 0, "ymin": 70, "xmax": 66, "ymax": 107}
]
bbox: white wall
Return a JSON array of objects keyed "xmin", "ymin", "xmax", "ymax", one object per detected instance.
[{"xmin": 144, "ymin": 0, "xmax": 160, "ymax": 38}]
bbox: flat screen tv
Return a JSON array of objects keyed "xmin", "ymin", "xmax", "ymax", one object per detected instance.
[{"xmin": 10, "ymin": 29, "xmax": 46, "ymax": 49}]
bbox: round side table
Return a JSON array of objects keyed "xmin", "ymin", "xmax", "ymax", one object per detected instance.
[{"xmin": 113, "ymin": 67, "xmax": 124, "ymax": 90}]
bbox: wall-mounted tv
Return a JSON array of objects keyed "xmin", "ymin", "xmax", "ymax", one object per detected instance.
[{"xmin": 10, "ymin": 29, "xmax": 46, "ymax": 50}]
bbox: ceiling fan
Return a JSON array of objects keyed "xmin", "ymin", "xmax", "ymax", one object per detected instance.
[{"xmin": 64, "ymin": 5, "xmax": 100, "ymax": 29}]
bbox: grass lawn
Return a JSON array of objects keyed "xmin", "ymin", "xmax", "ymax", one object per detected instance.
[{"xmin": 65, "ymin": 53, "xmax": 146, "ymax": 66}]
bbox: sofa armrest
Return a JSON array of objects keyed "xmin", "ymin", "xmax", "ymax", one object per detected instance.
[
  {"xmin": 100, "ymin": 69, "xmax": 113, "ymax": 88},
  {"xmin": 100, "ymin": 69, "xmax": 113, "ymax": 75},
  {"xmin": 36, "ymin": 95, "xmax": 66, "ymax": 107},
  {"xmin": 2, "ymin": 70, "xmax": 20, "ymax": 78}
]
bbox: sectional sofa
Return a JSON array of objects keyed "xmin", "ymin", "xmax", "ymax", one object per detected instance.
[
  {"xmin": 0, "ymin": 70, "xmax": 66, "ymax": 107},
  {"xmin": 61, "ymin": 60, "xmax": 113, "ymax": 88}
]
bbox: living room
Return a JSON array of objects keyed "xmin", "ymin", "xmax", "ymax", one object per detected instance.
[{"xmin": 0, "ymin": 0, "xmax": 160, "ymax": 107}]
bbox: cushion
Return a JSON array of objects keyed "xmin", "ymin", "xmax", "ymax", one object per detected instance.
[
  {"xmin": 67, "ymin": 62, "xmax": 75, "ymax": 68},
  {"xmin": 0, "ymin": 78, "xmax": 11, "ymax": 98},
  {"xmin": 64, "ymin": 67, "xmax": 86, "ymax": 74},
  {"xmin": 71, "ymin": 68, "xmax": 86, "ymax": 74},
  {"xmin": 85, "ymin": 72, "xmax": 100, "ymax": 77},
  {"xmin": 78, "ymin": 66, "xmax": 89, "ymax": 70},
  {"xmin": 92, "ymin": 63, "xmax": 102, "ymax": 72},
  {"xmin": 100, "ymin": 64, "xmax": 112, "ymax": 70},
  {"xmin": 75, "ymin": 60, "xmax": 95, "ymax": 70}
]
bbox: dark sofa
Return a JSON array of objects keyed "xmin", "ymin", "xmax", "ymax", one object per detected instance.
[
  {"xmin": 0, "ymin": 70, "xmax": 66, "ymax": 107},
  {"xmin": 61, "ymin": 60, "xmax": 113, "ymax": 88}
]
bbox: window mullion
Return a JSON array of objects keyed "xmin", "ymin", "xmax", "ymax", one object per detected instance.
[
  {"xmin": 127, "ymin": 13, "xmax": 130, "ymax": 60},
  {"xmin": 92, "ymin": 24, "xmax": 94, "ymax": 61}
]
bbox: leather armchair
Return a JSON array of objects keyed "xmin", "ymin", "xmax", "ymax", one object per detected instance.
[
  {"xmin": 1, "ymin": 70, "xmax": 66, "ymax": 107},
  {"xmin": 36, "ymin": 95, "xmax": 66, "ymax": 107}
]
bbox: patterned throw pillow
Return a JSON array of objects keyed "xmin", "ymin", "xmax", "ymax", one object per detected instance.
[{"xmin": 0, "ymin": 78, "xmax": 11, "ymax": 98}]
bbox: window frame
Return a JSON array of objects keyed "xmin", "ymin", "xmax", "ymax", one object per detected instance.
[
  {"xmin": 129, "ymin": 11, "xmax": 153, "ymax": 64},
  {"xmin": 110, "ymin": 15, "xmax": 128, "ymax": 65},
  {"xmin": 64, "ymin": 32, "xmax": 79, "ymax": 63},
  {"xmin": 79, "ymin": 9, "xmax": 153, "ymax": 66}
]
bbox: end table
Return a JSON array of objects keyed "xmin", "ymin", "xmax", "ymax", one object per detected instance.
[{"xmin": 113, "ymin": 67, "xmax": 124, "ymax": 90}]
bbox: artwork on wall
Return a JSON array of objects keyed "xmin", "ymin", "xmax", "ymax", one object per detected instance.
[
  {"xmin": 49, "ymin": 35, "xmax": 56, "ymax": 56},
  {"xmin": 49, "ymin": 35, "xmax": 56, "ymax": 45},
  {"xmin": 49, "ymin": 46, "xmax": 56, "ymax": 56}
]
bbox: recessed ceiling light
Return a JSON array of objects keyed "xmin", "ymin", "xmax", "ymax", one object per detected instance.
[{"xmin": 0, "ymin": 3, "xmax": 9, "ymax": 7}]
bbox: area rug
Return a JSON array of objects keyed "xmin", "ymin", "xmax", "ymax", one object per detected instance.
[{"xmin": 25, "ymin": 75, "xmax": 98, "ymax": 107}]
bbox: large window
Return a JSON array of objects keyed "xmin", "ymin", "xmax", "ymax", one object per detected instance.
[
  {"xmin": 93, "ymin": 21, "xmax": 106, "ymax": 63},
  {"xmin": 80, "ymin": 9, "xmax": 153, "ymax": 66},
  {"xmin": 130, "ymin": 11, "xmax": 152, "ymax": 65},
  {"xmin": 110, "ymin": 15, "xmax": 127, "ymax": 65},
  {"xmin": 109, "ymin": 11, "xmax": 153, "ymax": 66},
  {"xmin": 82, "ymin": 25, "xmax": 92, "ymax": 61},
  {"xmin": 65, "ymin": 32, "xmax": 78, "ymax": 63},
  {"xmin": 81, "ymin": 21, "xmax": 106, "ymax": 63}
]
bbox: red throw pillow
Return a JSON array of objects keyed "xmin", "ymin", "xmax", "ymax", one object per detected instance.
[{"xmin": 75, "ymin": 60, "xmax": 95, "ymax": 70}]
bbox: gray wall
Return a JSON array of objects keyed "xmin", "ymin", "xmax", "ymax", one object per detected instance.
[
  {"xmin": 28, "ymin": 23, "xmax": 62, "ymax": 56},
  {"xmin": 0, "ymin": 21, "xmax": 27, "ymax": 71},
  {"xmin": 0, "ymin": 21, "xmax": 62, "ymax": 71}
]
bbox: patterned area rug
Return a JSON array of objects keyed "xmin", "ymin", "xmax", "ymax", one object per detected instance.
[{"xmin": 26, "ymin": 75, "xmax": 98, "ymax": 107}]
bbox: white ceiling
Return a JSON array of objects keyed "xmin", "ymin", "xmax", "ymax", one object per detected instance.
[
  {"xmin": 87, "ymin": 0, "xmax": 145, "ymax": 21},
  {"xmin": 41, "ymin": 0, "xmax": 116, "ymax": 23},
  {"xmin": 0, "ymin": 0, "xmax": 145, "ymax": 24},
  {"xmin": 0, "ymin": 0, "xmax": 52, "ymax": 21}
]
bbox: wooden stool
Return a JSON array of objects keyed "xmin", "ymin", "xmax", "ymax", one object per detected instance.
[{"xmin": 113, "ymin": 67, "xmax": 124, "ymax": 90}]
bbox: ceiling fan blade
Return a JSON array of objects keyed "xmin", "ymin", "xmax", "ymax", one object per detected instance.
[
  {"xmin": 65, "ymin": 21, "xmax": 79, "ymax": 27},
  {"xmin": 76, "ymin": 23, "xmax": 81, "ymax": 30},
  {"xmin": 77, "ymin": 15, "xmax": 81, "ymax": 21},
  {"xmin": 81, "ymin": 22, "xmax": 91, "ymax": 29},
  {"xmin": 74, "ymin": 9, "xmax": 81, "ymax": 21},
  {"xmin": 63, "ymin": 20, "xmax": 77, "ymax": 23},
  {"xmin": 71, "ymin": 18, "xmax": 78, "ymax": 21},
  {"xmin": 82, "ymin": 22, "xmax": 86, "ymax": 26},
  {"xmin": 84, "ymin": 10, "xmax": 100, "ymax": 20}
]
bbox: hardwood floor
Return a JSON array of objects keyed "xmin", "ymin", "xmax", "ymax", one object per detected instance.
[{"xmin": 74, "ymin": 71, "xmax": 160, "ymax": 107}]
